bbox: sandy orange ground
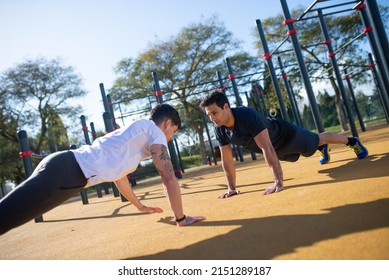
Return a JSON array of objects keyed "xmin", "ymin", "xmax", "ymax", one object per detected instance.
[{"xmin": 0, "ymin": 124, "xmax": 388, "ymax": 260}]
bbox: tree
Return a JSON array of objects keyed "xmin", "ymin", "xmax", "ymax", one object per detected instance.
[
  {"xmin": 316, "ymin": 89, "xmax": 339, "ymax": 128},
  {"xmin": 0, "ymin": 57, "xmax": 86, "ymax": 188},
  {"xmin": 0, "ymin": 57, "xmax": 86, "ymax": 154},
  {"xmin": 254, "ymin": 4, "xmax": 389, "ymax": 132},
  {"xmin": 0, "ymin": 134, "xmax": 24, "ymax": 195},
  {"xmin": 111, "ymin": 16, "xmax": 262, "ymax": 163},
  {"xmin": 302, "ymin": 104, "xmax": 315, "ymax": 131}
]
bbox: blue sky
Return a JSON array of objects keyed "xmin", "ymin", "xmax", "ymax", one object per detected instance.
[{"xmin": 1, "ymin": 0, "xmax": 387, "ymax": 129}]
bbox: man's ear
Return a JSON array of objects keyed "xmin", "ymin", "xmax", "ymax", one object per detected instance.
[
  {"xmin": 223, "ymin": 103, "xmax": 229, "ymax": 110},
  {"xmin": 165, "ymin": 118, "xmax": 172, "ymax": 128}
]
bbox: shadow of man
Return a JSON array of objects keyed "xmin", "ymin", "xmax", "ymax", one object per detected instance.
[{"xmin": 128, "ymin": 198, "xmax": 389, "ymax": 260}]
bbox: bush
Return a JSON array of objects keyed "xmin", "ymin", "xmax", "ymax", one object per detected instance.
[{"xmin": 180, "ymin": 155, "xmax": 202, "ymax": 168}]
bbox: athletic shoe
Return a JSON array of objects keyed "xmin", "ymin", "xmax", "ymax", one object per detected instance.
[
  {"xmin": 348, "ymin": 137, "xmax": 368, "ymax": 159},
  {"xmin": 319, "ymin": 144, "xmax": 331, "ymax": 164}
]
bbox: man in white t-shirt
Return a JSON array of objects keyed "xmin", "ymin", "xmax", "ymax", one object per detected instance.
[{"xmin": 0, "ymin": 104, "xmax": 204, "ymax": 235}]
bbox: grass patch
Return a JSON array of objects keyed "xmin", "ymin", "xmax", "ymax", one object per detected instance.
[{"xmin": 180, "ymin": 155, "xmax": 202, "ymax": 169}]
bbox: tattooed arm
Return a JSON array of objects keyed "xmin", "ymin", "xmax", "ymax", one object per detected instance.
[
  {"xmin": 151, "ymin": 144, "xmax": 205, "ymax": 226},
  {"xmin": 150, "ymin": 144, "xmax": 185, "ymax": 221}
]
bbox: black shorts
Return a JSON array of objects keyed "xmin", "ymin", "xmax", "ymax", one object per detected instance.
[
  {"xmin": 0, "ymin": 151, "xmax": 87, "ymax": 235},
  {"xmin": 277, "ymin": 126, "xmax": 320, "ymax": 162}
]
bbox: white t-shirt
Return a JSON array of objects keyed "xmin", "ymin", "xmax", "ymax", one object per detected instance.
[{"xmin": 71, "ymin": 119, "xmax": 167, "ymax": 186}]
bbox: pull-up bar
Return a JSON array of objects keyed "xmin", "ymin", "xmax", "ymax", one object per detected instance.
[
  {"xmin": 269, "ymin": 36, "xmax": 290, "ymax": 57},
  {"xmin": 273, "ymin": 41, "xmax": 324, "ymax": 55},
  {"xmin": 297, "ymin": 0, "xmax": 358, "ymax": 21},
  {"xmin": 300, "ymin": 7, "xmax": 355, "ymax": 21},
  {"xmin": 297, "ymin": 0, "xmax": 327, "ymax": 21},
  {"xmin": 333, "ymin": 31, "xmax": 367, "ymax": 55},
  {"xmin": 307, "ymin": 0, "xmax": 359, "ymax": 14}
]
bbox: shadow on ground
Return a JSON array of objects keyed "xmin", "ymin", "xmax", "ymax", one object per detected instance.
[
  {"xmin": 127, "ymin": 198, "xmax": 389, "ymax": 260},
  {"xmin": 125, "ymin": 152, "xmax": 389, "ymax": 260},
  {"xmin": 318, "ymin": 152, "xmax": 389, "ymax": 181}
]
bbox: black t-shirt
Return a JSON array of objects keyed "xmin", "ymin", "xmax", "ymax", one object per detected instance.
[{"xmin": 215, "ymin": 107, "xmax": 296, "ymax": 154}]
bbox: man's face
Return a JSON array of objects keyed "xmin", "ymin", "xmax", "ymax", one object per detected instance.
[
  {"xmin": 164, "ymin": 120, "xmax": 179, "ymax": 142},
  {"xmin": 204, "ymin": 103, "xmax": 229, "ymax": 127}
]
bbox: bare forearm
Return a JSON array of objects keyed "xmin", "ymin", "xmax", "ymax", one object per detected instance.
[
  {"xmin": 222, "ymin": 161, "xmax": 236, "ymax": 190},
  {"xmin": 254, "ymin": 129, "xmax": 284, "ymax": 195},
  {"xmin": 162, "ymin": 176, "xmax": 184, "ymax": 219},
  {"xmin": 114, "ymin": 177, "xmax": 143, "ymax": 210},
  {"xmin": 263, "ymin": 151, "xmax": 283, "ymax": 185}
]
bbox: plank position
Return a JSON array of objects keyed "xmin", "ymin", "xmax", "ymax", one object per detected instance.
[
  {"xmin": 200, "ymin": 90, "xmax": 368, "ymax": 198},
  {"xmin": 0, "ymin": 104, "xmax": 204, "ymax": 235}
]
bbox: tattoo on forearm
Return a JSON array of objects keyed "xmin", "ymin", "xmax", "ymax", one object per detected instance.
[
  {"xmin": 165, "ymin": 161, "xmax": 174, "ymax": 175},
  {"xmin": 154, "ymin": 146, "xmax": 174, "ymax": 176},
  {"xmin": 160, "ymin": 146, "xmax": 170, "ymax": 161}
]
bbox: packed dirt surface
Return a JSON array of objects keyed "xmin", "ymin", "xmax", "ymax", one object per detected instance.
[{"xmin": 1, "ymin": 124, "xmax": 388, "ymax": 260}]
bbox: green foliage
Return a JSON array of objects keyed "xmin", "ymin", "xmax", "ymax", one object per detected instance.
[
  {"xmin": 317, "ymin": 90, "xmax": 339, "ymax": 127},
  {"xmin": 181, "ymin": 155, "xmax": 202, "ymax": 168},
  {"xmin": 0, "ymin": 57, "xmax": 86, "ymax": 185},
  {"xmin": 355, "ymin": 90, "xmax": 386, "ymax": 120},
  {"xmin": 0, "ymin": 135, "xmax": 24, "ymax": 188},
  {"xmin": 254, "ymin": 4, "xmax": 389, "ymax": 131},
  {"xmin": 302, "ymin": 104, "xmax": 316, "ymax": 131},
  {"xmin": 110, "ymin": 15, "xmax": 261, "ymax": 164},
  {"xmin": 0, "ymin": 57, "xmax": 86, "ymax": 151}
]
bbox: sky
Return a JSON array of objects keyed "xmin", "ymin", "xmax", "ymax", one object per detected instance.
[{"xmin": 1, "ymin": 0, "xmax": 387, "ymax": 130}]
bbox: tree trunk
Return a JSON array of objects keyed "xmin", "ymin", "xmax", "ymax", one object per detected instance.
[
  {"xmin": 197, "ymin": 127, "xmax": 208, "ymax": 164},
  {"xmin": 182, "ymin": 101, "xmax": 208, "ymax": 165}
]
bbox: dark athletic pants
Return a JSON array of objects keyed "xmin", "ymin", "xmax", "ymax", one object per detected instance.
[{"xmin": 0, "ymin": 151, "xmax": 87, "ymax": 235}]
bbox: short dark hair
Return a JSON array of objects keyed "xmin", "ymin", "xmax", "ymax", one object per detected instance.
[
  {"xmin": 150, "ymin": 103, "xmax": 181, "ymax": 129},
  {"xmin": 199, "ymin": 90, "xmax": 230, "ymax": 109}
]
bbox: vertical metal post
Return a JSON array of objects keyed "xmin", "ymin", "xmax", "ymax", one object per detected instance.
[
  {"xmin": 174, "ymin": 138, "xmax": 185, "ymax": 173},
  {"xmin": 99, "ymin": 83, "xmax": 110, "ymax": 113},
  {"xmin": 288, "ymin": 80, "xmax": 303, "ymax": 127},
  {"xmin": 18, "ymin": 130, "xmax": 33, "ymax": 178},
  {"xmin": 217, "ymin": 71, "xmax": 225, "ymax": 92},
  {"xmin": 365, "ymin": 0, "xmax": 389, "ymax": 97},
  {"xmin": 201, "ymin": 110, "xmax": 217, "ymax": 165},
  {"xmin": 355, "ymin": 3, "xmax": 389, "ymax": 99},
  {"xmin": 106, "ymin": 94, "xmax": 117, "ymax": 129},
  {"xmin": 224, "ymin": 58, "xmax": 246, "ymax": 162},
  {"xmin": 255, "ymin": 19, "xmax": 289, "ymax": 122},
  {"xmin": 103, "ymin": 112, "xmax": 114, "ymax": 133},
  {"xmin": 368, "ymin": 53, "xmax": 389, "ymax": 122},
  {"xmin": 151, "ymin": 71, "xmax": 182, "ymax": 178},
  {"xmin": 343, "ymin": 68, "xmax": 366, "ymax": 132},
  {"xmin": 225, "ymin": 57, "xmax": 243, "ymax": 106},
  {"xmin": 90, "ymin": 122, "xmax": 97, "ymax": 141},
  {"xmin": 89, "ymin": 122, "xmax": 105, "ymax": 194},
  {"xmin": 279, "ymin": 0, "xmax": 324, "ymax": 133},
  {"xmin": 251, "ymin": 82, "xmax": 263, "ymax": 113},
  {"xmin": 169, "ymin": 141, "xmax": 183, "ymax": 178},
  {"xmin": 80, "ymin": 115, "xmax": 91, "ymax": 145},
  {"xmin": 244, "ymin": 91, "xmax": 253, "ymax": 108},
  {"xmin": 17, "ymin": 130, "xmax": 43, "ymax": 223},
  {"xmin": 317, "ymin": 9, "xmax": 358, "ymax": 137},
  {"xmin": 277, "ymin": 56, "xmax": 303, "ymax": 127},
  {"xmin": 100, "ymin": 81, "xmax": 116, "ymax": 169}
]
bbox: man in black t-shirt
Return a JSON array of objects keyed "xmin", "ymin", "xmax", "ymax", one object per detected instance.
[{"xmin": 200, "ymin": 90, "xmax": 368, "ymax": 198}]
